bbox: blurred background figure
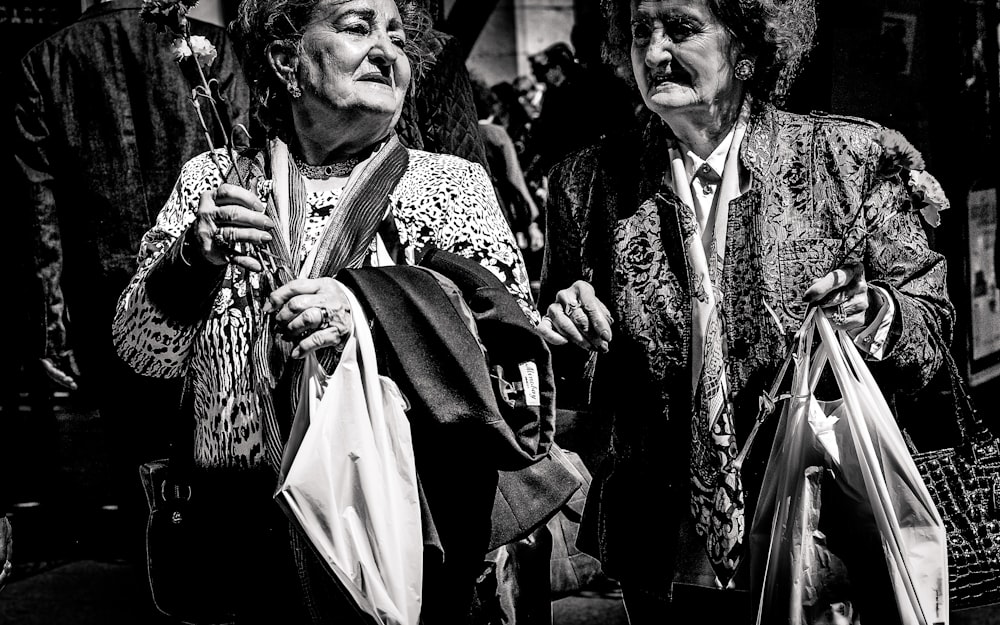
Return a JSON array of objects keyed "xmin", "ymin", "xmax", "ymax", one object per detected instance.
[
  {"xmin": 524, "ymin": 41, "xmax": 634, "ymax": 182},
  {"xmin": 513, "ymin": 74, "xmax": 544, "ymax": 121},
  {"xmin": 10, "ymin": 0, "xmax": 249, "ymax": 564},
  {"xmin": 470, "ymin": 73, "xmax": 544, "ymax": 285}
]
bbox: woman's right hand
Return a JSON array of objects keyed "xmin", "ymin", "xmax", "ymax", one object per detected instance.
[
  {"xmin": 536, "ymin": 280, "xmax": 613, "ymax": 353},
  {"xmin": 189, "ymin": 183, "xmax": 275, "ymax": 272}
]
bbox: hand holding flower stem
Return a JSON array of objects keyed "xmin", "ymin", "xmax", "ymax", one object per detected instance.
[{"xmin": 142, "ymin": 0, "xmax": 276, "ymax": 272}]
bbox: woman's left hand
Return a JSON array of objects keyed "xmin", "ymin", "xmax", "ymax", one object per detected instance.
[
  {"xmin": 265, "ymin": 278, "xmax": 353, "ymax": 359},
  {"xmin": 803, "ymin": 262, "xmax": 881, "ymax": 334}
]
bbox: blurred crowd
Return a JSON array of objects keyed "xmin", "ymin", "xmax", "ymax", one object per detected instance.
[{"xmin": 468, "ymin": 41, "xmax": 642, "ymax": 290}]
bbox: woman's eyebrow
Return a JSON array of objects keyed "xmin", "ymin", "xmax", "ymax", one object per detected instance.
[{"xmin": 338, "ymin": 7, "xmax": 377, "ymax": 23}]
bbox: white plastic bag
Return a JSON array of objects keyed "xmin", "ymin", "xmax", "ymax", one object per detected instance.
[
  {"xmin": 276, "ymin": 282, "xmax": 423, "ymax": 625},
  {"xmin": 751, "ymin": 308, "xmax": 948, "ymax": 625}
]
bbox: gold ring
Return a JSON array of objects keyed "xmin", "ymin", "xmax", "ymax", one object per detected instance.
[{"xmin": 563, "ymin": 302, "xmax": 580, "ymax": 316}]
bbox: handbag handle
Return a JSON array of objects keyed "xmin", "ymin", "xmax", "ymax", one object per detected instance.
[{"xmin": 925, "ymin": 323, "xmax": 991, "ymax": 455}]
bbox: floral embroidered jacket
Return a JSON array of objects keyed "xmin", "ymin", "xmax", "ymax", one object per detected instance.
[{"xmin": 539, "ymin": 102, "xmax": 955, "ymax": 589}]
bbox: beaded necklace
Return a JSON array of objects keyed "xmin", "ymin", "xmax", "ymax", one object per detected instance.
[{"xmin": 291, "ymin": 153, "xmax": 361, "ymax": 179}]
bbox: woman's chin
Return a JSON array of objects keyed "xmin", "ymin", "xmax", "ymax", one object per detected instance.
[{"xmin": 644, "ymin": 88, "xmax": 698, "ymax": 115}]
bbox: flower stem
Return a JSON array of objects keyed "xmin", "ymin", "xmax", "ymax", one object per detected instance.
[{"xmin": 182, "ymin": 24, "xmax": 244, "ymax": 187}]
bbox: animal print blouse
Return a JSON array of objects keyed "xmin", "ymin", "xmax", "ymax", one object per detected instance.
[{"xmin": 114, "ymin": 148, "xmax": 536, "ymax": 469}]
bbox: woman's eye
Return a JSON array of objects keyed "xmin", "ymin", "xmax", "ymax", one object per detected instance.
[
  {"xmin": 631, "ymin": 22, "xmax": 652, "ymax": 43},
  {"xmin": 390, "ymin": 35, "xmax": 406, "ymax": 48},
  {"xmin": 664, "ymin": 18, "xmax": 699, "ymax": 40},
  {"xmin": 343, "ymin": 22, "xmax": 370, "ymax": 35}
]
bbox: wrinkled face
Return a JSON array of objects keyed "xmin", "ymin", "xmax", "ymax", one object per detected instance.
[
  {"xmin": 296, "ymin": 0, "xmax": 411, "ymax": 125},
  {"xmin": 630, "ymin": 0, "xmax": 741, "ymax": 121}
]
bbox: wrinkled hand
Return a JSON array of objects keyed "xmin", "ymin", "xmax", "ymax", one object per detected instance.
[
  {"xmin": 190, "ymin": 183, "xmax": 275, "ymax": 272},
  {"xmin": 265, "ymin": 278, "xmax": 353, "ymax": 359},
  {"xmin": 535, "ymin": 280, "xmax": 613, "ymax": 353},
  {"xmin": 0, "ymin": 516, "xmax": 12, "ymax": 592},
  {"xmin": 803, "ymin": 262, "xmax": 881, "ymax": 334}
]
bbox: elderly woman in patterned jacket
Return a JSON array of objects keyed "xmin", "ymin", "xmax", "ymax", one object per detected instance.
[
  {"xmin": 113, "ymin": 0, "xmax": 535, "ymax": 622},
  {"xmin": 536, "ymin": 0, "xmax": 954, "ymax": 622}
]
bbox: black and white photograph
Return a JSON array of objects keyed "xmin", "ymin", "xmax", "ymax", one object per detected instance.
[{"xmin": 2, "ymin": 0, "xmax": 1000, "ymax": 624}]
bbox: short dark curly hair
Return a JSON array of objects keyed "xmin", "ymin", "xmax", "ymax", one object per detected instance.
[
  {"xmin": 230, "ymin": 0, "xmax": 436, "ymax": 143},
  {"xmin": 601, "ymin": 0, "xmax": 817, "ymax": 105}
]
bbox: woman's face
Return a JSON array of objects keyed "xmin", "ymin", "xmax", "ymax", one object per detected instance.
[
  {"xmin": 630, "ymin": 0, "xmax": 742, "ymax": 122},
  {"xmin": 295, "ymin": 0, "xmax": 411, "ymax": 130}
]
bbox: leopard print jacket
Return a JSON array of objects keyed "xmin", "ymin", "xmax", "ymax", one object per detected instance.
[{"xmin": 114, "ymin": 148, "xmax": 536, "ymax": 469}]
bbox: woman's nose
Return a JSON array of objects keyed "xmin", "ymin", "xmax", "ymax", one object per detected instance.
[
  {"xmin": 644, "ymin": 33, "xmax": 673, "ymax": 68},
  {"xmin": 368, "ymin": 34, "xmax": 399, "ymax": 68}
]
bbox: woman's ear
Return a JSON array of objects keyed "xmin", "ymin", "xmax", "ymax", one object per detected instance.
[{"xmin": 267, "ymin": 40, "xmax": 300, "ymax": 92}]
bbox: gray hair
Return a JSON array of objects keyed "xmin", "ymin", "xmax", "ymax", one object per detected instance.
[
  {"xmin": 601, "ymin": 0, "xmax": 817, "ymax": 105},
  {"xmin": 230, "ymin": 0, "xmax": 436, "ymax": 142}
]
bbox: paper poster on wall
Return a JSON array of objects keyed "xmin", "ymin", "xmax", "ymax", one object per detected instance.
[{"xmin": 968, "ymin": 188, "xmax": 1000, "ymax": 360}]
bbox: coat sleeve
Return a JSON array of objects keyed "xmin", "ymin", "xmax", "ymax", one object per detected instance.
[
  {"xmin": 858, "ymin": 137, "xmax": 955, "ymax": 392},
  {"xmin": 112, "ymin": 152, "xmax": 228, "ymax": 378},
  {"xmin": 13, "ymin": 51, "xmax": 69, "ymax": 361}
]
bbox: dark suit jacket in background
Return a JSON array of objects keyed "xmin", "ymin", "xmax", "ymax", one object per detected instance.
[
  {"xmin": 13, "ymin": 0, "xmax": 249, "ymax": 372},
  {"xmin": 11, "ymin": 0, "xmax": 250, "ymax": 503}
]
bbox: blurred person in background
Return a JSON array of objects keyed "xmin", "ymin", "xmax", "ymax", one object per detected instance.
[
  {"xmin": 11, "ymin": 0, "xmax": 249, "ymax": 562},
  {"xmin": 526, "ymin": 41, "xmax": 635, "ymax": 181},
  {"xmin": 470, "ymin": 75, "xmax": 544, "ymax": 263}
]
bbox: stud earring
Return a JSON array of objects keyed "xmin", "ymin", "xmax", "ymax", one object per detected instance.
[
  {"xmin": 734, "ymin": 58, "xmax": 755, "ymax": 81},
  {"xmin": 287, "ymin": 83, "xmax": 302, "ymax": 99}
]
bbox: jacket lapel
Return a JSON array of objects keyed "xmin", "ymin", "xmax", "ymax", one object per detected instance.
[{"xmin": 722, "ymin": 103, "xmax": 790, "ymax": 399}]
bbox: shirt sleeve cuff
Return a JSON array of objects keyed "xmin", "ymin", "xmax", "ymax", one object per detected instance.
[{"xmin": 853, "ymin": 285, "xmax": 895, "ymax": 360}]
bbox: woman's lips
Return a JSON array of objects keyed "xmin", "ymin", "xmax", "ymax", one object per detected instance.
[
  {"xmin": 358, "ymin": 72, "xmax": 392, "ymax": 86},
  {"xmin": 648, "ymin": 72, "xmax": 689, "ymax": 91}
]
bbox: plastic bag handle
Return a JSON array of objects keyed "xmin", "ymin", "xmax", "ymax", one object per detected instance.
[{"xmin": 814, "ymin": 308, "xmax": 933, "ymax": 625}]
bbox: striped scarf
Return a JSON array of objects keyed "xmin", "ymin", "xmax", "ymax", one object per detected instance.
[{"xmin": 229, "ymin": 134, "xmax": 410, "ymax": 473}]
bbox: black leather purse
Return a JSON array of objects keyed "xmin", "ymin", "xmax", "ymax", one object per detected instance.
[
  {"xmin": 139, "ymin": 458, "xmax": 233, "ymax": 624},
  {"xmin": 137, "ymin": 387, "xmax": 240, "ymax": 625},
  {"xmin": 909, "ymin": 341, "xmax": 1000, "ymax": 611}
]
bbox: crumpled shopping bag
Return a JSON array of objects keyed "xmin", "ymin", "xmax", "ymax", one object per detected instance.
[
  {"xmin": 751, "ymin": 309, "xmax": 948, "ymax": 625},
  {"xmin": 276, "ymin": 282, "xmax": 423, "ymax": 625}
]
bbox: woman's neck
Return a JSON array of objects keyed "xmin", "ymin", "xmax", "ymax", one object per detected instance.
[
  {"xmin": 294, "ymin": 135, "xmax": 378, "ymax": 167},
  {"xmin": 664, "ymin": 97, "xmax": 744, "ymax": 159}
]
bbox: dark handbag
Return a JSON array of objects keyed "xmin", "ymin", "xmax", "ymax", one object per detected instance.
[
  {"xmin": 139, "ymin": 459, "xmax": 233, "ymax": 625},
  {"xmin": 909, "ymin": 342, "xmax": 1000, "ymax": 611},
  {"xmin": 138, "ymin": 385, "xmax": 241, "ymax": 625}
]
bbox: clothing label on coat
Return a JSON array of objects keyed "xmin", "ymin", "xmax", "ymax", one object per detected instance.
[{"xmin": 519, "ymin": 362, "xmax": 540, "ymax": 406}]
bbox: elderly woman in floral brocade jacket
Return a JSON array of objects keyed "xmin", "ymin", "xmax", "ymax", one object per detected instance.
[{"xmin": 535, "ymin": 0, "xmax": 955, "ymax": 623}]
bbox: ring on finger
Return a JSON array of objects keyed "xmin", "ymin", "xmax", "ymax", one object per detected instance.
[
  {"xmin": 563, "ymin": 302, "xmax": 581, "ymax": 316},
  {"xmin": 317, "ymin": 306, "xmax": 333, "ymax": 330},
  {"xmin": 830, "ymin": 309, "xmax": 848, "ymax": 326}
]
